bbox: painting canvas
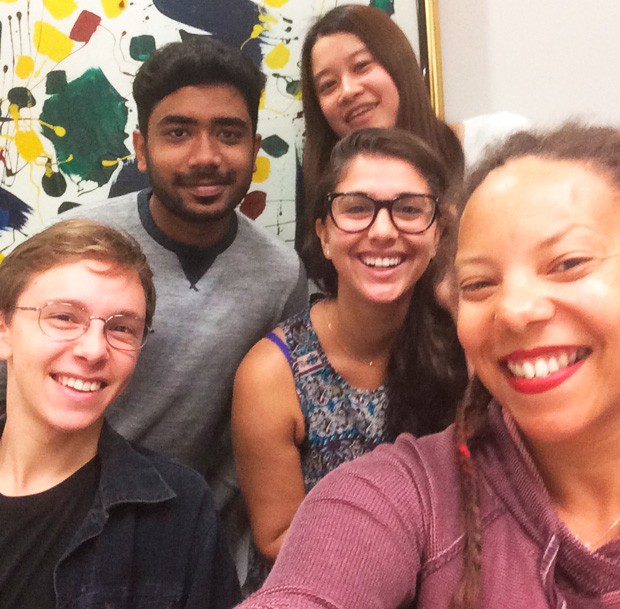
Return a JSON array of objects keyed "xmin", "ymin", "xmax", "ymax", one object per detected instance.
[{"xmin": 0, "ymin": 0, "xmax": 424, "ymax": 257}]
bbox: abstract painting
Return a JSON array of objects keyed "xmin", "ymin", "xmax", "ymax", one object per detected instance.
[{"xmin": 0, "ymin": 0, "xmax": 423, "ymax": 257}]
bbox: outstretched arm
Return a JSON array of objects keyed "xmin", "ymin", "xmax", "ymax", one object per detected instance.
[{"xmin": 237, "ymin": 441, "xmax": 425, "ymax": 609}]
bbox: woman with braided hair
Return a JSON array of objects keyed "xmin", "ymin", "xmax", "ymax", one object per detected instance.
[{"xmin": 236, "ymin": 122, "xmax": 620, "ymax": 609}]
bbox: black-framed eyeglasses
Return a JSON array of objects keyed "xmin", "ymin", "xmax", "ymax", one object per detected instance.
[
  {"xmin": 13, "ymin": 301, "xmax": 150, "ymax": 351},
  {"xmin": 326, "ymin": 191, "xmax": 439, "ymax": 234}
]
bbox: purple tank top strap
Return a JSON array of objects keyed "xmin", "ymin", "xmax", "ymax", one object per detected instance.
[{"xmin": 265, "ymin": 331, "xmax": 291, "ymax": 363}]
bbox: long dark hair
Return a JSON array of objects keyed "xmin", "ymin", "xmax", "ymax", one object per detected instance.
[
  {"xmin": 303, "ymin": 127, "xmax": 468, "ymax": 438},
  {"xmin": 453, "ymin": 122, "xmax": 620, "ymax": 609},
  {"xmin": 299, "ymin": 4, "xmax": 464, "ymax": 244}
]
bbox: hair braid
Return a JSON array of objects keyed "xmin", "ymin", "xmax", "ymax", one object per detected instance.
[{"xmin": 452, "ymin": 376, "xmax": 492, "ymax": 609}]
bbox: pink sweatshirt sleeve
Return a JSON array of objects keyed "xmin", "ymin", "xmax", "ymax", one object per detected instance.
[{"xmin": 238, "ymin": 437, "xmax": 427, "ymax": 609}]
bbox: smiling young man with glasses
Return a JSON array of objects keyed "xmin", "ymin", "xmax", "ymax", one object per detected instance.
[{"xmin": 0, "ymin": 219, "xmax": 240, "ymax": 609}]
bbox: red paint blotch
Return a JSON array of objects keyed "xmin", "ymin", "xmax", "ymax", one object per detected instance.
[
  {"xmin": 70, "ymin": 11, "xmax": 101, "ymax": 43},
  {"xmin": 240, "ymin": 190, "xmax": 266, "ymax": 220}
]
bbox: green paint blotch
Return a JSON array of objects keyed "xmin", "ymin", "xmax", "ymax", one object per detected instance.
[
  {"xmin": 40, "ymin": 68, "xmax": 130, "ymax": 187},
  {"xmin": 8, "ymin": 87, "xmax": 36, "ymax": 109},
  {"xmin": 370, "ymin": 0, "xmax": 395, "ymax": 16},
  {"xmin": 58, "ymin": 201, "xmax": 81, "ymax": 214},
  {"xmin": 285, "ymin": 79, "xmax": 301, "ymax": 97},
  {"xmin": 129, "ymin": 35, "xmax": 156, "ymax": 61},
  {"xmin": 41, "ymin": 170, "xmax": 67, "ymax": 197},
  {"xmin": 46, "ymin": 71, "xmax": 67, "ymax": 95},
  {"xmin": 261, "ymin": 135, "xmax": 289, "ymax": 158}
]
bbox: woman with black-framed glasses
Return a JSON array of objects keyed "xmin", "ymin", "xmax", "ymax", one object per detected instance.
[{"xmin": 233, "ymin": 128, "xmax": 467, "ymax": 594}]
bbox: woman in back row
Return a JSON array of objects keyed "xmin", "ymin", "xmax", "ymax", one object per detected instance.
[{"xmin": 299, "ymin": 4, "xmax": 529, "ymax": 225}]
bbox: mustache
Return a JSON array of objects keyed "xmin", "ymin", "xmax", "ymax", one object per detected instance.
[{"xmin": 174, "ymin": 169, "xmax": 233, "ymax": 187}]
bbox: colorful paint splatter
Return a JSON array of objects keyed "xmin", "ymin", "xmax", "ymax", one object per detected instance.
[{"xmin": 0, "ymin": 0, "xmax": 420, "ymax": 253}]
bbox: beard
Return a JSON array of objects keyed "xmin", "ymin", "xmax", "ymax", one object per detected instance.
[{"xmin": 146, "ymin": 162, "xmax": 254, "ymax": 225}]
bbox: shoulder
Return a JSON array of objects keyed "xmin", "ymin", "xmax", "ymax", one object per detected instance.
[
  {"xmin": 235, "ymin": 328, "xmax": 295, "ymax": 385},
  {"xmin": 234, "ymin": 212, "xmax": 302, "ymax": 267},
  {"xmin": 103, "ymin": 425, "xmax": 218, "ymax": 517},
  {"xmin": 304, "ymin": 428, "xmax": 467, "ymax": 550},
  {"xmin": 328, "ymin": 427, "xmax": 458, "ymax": 487},
  {"xmin": 139, "ymin": 446, "xmax": 215, "ymax": 505},
  {"xmin": 59, "ymin": 191, "xmax": 142, "ymax": 230},
  {"xmin": 462, "ymin": 111, "xmax": 531, "ymax": 134},
  {"xmin": 309, "ymin": 428, "xmax": 457, "ymax": 515},
  {"xmin": 461, "ymin": 112, "xmax": 532, "ymax": 168}
]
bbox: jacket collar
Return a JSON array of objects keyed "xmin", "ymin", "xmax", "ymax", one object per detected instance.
[{"xmin": 96, "ymin": 419, "xmax": 176, "ymax": 508}]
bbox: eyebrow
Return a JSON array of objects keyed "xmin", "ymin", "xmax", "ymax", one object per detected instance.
[
  {"xmin": 313, "ymin": 47, "xmax": 371, "ymax": 83},
  {"xmin": 158, "ymin": 115, "xmax": 249, "ymax": 129},
  {"xmin": 48, "ymin": 299, "xmax": 144, "ymax": 319}
]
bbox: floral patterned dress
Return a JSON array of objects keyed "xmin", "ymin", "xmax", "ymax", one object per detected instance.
[{"xmin": 244, "ymin": 307, "xmax": 388, "ymax": 594}]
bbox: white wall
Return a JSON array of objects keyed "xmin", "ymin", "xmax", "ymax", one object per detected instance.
[{"xmin": 439, "ymin": 0, "xmax": 620, "ymax": 126}]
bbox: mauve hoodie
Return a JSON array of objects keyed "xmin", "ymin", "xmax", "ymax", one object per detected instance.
[{"xmin": 238, "ymin": 402, "xmax": 620, "ymax": 608}]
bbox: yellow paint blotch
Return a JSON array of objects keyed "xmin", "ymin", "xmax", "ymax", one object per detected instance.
[
  {"xmin": 263, "ymin": 0, "xmax": 288, "ymax": 6},
  {"xmin": 15, "ymin": 130, "xmax": 45, "ymax": 162},
  {"xmin": 43, "ymin": 0, "xmax": 78, "ymax": 19},
  {"xmin": 101, "ymin": 0, "xmax": 127, "ymax": 18},
  {"xmin": 9, "ymin": 103, "xmax": 20, "ymax": 123},
  {"xmin": 253, "ymin": 156, "xmax": 271, "ymax": 183},
  {"xmin": 0, "ymin": 253, "xmax": 4, "ymax": 264},
  {"xmin": 39, "ymin": 120, "xmax": 66, "ymax": 137},
  {"xmin": 258, "ymin": 9, "xmax": 277, "ymax": 25},
  {"xmin": 250, "ymin": 24, "xmax": 265, "ymax": 39},
  {"xmin": 34, "ymin": 21, "xmax": 73, "ymax": 62},
  {"xmin": 0, "ymin": 0, "xmax": 19, "ymax": 4},
  {"xmin": 265, "ymin": 42, "xmax": 290, "ymax": 70},
  {"xmin": 15, "ymin": 55, "xmax": 35, "ymax": 79}
]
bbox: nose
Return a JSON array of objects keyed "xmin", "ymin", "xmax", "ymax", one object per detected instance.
[
  {"xmin": 72, "ymin": 319, "xmax": 109, "ymax": 361},
  {"xmin": 367, "ymin": 208, "xmax": 399, "ymax": 242},
  {"xmin": 188, "ymin": 132, "xmax": 222, "ymax": 168},
  {"xmin": 494, "ymin": 276, "xmax": 555, "ymax": 333},
  {"xmin": 338, "ymin": 73, "xmax": 363, "ymax": 103}
]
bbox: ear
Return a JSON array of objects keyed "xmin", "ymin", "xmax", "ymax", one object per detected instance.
[
  {"xmin": 0, "ymin": 312, "xmax": 13, "ymax": 361},
  {"xmin": 315, "ymin": 218, "xmax": 331, "ymax": 259},
  {"xmin": 133, "ymin": 129, "xmax": 148, "ymax": 173},
  {"xmin": 252, "ymin": 134, "xmax": 262, "ymax": 171}
]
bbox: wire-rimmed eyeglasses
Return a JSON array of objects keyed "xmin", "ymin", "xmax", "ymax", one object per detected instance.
[
  {"xmin": 13, "ymin": 301, "xmax": 150, "ymax": 351},
  {"xmin": 326, "ymin": 191, "xmax": 438, "ymax": 234}
]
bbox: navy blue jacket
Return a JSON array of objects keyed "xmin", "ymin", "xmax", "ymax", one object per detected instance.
[{"xmin": 3, "ymin": 419, "xmax": 241, "ymax": 608}]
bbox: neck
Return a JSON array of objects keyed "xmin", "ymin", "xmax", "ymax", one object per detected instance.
[
  {"xmin": 529, "ymin": 424, "xmax": 620, "ymax": 547},
  {"xmin": 0, "ymin": 414, "xmax": 100, "ymax": 496},
  {"xmin": 331, "ymin": 286, "xmax": 410, "ymax": 363},
  {"xmin": 148, "ymin": 193, "xmax": 234, "ymax": 248}
]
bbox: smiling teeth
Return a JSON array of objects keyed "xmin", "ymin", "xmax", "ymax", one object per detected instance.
[
  {"xmin": 363, "ymin": 256, "xmax": 402, "ymax": 268},
  {"xmin": 506, "ymin": 351, "xmax": 580, "ymax": 380},
  {"xmin": 57, "ymin": 375, "xmax": 102, "ymax": 392}
]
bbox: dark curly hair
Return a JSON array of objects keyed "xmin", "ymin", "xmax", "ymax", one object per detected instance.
[{"xmin": 133, "ymin": 36, "xmax": 265, "ymax": 135}]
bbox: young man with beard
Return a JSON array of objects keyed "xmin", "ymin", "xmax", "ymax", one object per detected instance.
[
  {"xmin": 0, "ymin": 219, "xmax": 240, "ymax": 609},
  {"xmin": 61, "ymin": 37, "xmax": 307, "ymax": 580}
]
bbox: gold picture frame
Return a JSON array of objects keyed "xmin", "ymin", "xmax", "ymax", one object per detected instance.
[{"xmin": 418, "ymin": 0, "xmax": 445, "ymax": 119}]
